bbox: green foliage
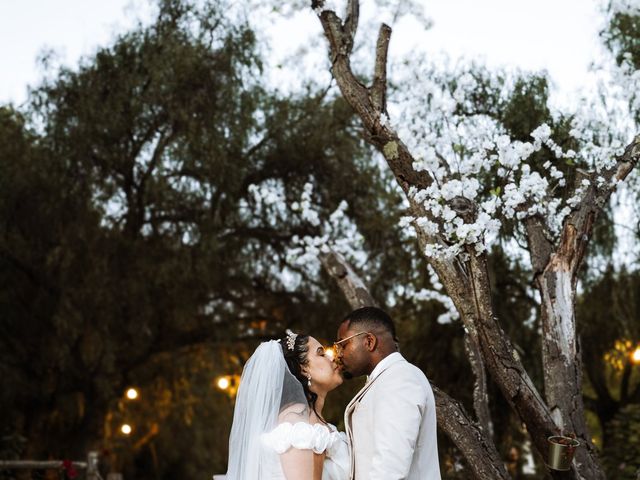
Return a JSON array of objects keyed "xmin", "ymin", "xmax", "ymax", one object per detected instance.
[
  {"xmin": 0, "ymin": 1, "xmax": 408, "ymax": 476},
  {"xmin": 603, "ymin": 7, "xmax": 640, "ymax": 125},
  {"xmin": 602, "ymin": 404, "xmax": 640, "ymax": 479},
  {"xmin": 603, "ymin": 10, "xmax": 640, "ymax": 69},
  {"xmin": 501, "ymin": 76, "xmax": 551, "ymax": 141},
  {"xmin": 577, "ymin": 268, "xmax": 640, "ymax": 473}
]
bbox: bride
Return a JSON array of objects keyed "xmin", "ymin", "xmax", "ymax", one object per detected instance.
[{"xmin": 220, "ymin": 330, "xmax": 349, "ymax": 480}]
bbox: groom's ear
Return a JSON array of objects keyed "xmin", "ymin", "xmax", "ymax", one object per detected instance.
[{"xmin": 365, "ymin": 333, "xmax": 378, "ymax": 352}]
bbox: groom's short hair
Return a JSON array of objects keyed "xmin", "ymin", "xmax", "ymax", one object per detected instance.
[{"xmin": 343, "ymin": 306, "xmax": 397, "ymax": 342}]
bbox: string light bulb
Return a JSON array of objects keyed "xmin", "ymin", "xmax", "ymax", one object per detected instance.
[
  {"xmin": 121, "ymin": 424, "xmax": 132, "ymax": 435},
  {"xmin": 217, "ymin": 377, "xmax": 230, "ymax": 390},
  {"xmin": 631, "ymin": 346, "xmax": 640, "ymax": 365},
  {"xmin": 126, "ymin": 388, "xmax": 139, "ymax": 400}
]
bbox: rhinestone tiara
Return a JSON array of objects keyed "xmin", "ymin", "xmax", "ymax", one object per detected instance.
[{"xmin": 285, "ymin": 329, "xmax": 298, "ymax": 351}]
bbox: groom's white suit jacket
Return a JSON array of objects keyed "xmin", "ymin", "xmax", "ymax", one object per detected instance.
[{"xmin": 344, "ymin": 352, "xmax": 441, "ymax": 480}]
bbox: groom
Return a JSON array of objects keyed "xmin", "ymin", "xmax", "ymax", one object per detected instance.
[{"xmin": 336, "ymin": 306, "xmax": 441, "ymax": 480}]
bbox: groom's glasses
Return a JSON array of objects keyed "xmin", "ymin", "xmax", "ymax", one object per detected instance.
[{"xmin": 333, "ymin": 331, "xmax": 371, "ymax": 354}]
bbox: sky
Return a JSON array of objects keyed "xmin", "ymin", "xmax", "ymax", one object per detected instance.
[
  {"xmin": 0, "ymin": 0, "xmax": 605, "ymax": 107},
  {"xmin": 0, "ymin": 0, "xmax": 148, "ymax": 105},
  {"xmin": 421, "ymin": 0, "xmax": 603, "ymax": 97}
]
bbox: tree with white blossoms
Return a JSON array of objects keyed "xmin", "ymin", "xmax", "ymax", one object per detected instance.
[{"xmin": 307, "ymin": 0, "xmax": 640, "ymax": 478}]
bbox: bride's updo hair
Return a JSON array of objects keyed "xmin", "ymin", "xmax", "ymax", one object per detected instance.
[{"xmin": 278, "ymin": 331, "xmax": 326, "ymax": 424}]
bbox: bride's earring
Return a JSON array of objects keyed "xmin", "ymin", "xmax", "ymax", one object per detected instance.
[{"xmin": 307, "ymin": 375, "xmax": 312, "ymax": 388}]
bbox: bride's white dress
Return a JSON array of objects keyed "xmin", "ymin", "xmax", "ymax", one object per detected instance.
[{"xmin": 261, "ymin": 422, "xmax": 350, "ymax": 480}]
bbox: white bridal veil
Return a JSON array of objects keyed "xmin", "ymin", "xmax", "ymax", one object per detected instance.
[{"xmin": 225, "ymin": 340, "xmax": 310, "ymax": 480}]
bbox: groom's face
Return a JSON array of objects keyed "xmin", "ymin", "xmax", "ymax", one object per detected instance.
[{"xmin": 336, "ymin": 321, "xmax": 370, "ymax": 379}]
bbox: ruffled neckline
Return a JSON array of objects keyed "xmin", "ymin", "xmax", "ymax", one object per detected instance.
[{"xmin": 261, "ymin": 422, "xmax": 342, "ymax": 455}]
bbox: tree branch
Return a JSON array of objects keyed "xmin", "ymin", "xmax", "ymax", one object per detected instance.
[
  {"xmin": 562, "ymin": 135, "xmax": 640, "ymax": 278},
  {"xmin": 433, "ymin": 386, "xmax": 508, "ymax": 479},
  {"xmin": 464, "ymin": 333, "xmax": 493, "ymax": 440},
  {"xmin": 316, "ymin": 6, "xmax": 431, "ymax": 192},
  {"xmin": 629, "ymin": 381, "xmax": 640, "ymax": 404},
  {"xmin": 620, "ymin": 361, "xmax": 632, "ymax": 403},
  {"xmin": 138, "ymin": 127, "xmax": 175, "ymax": 191},
  {"xmin": 343, "ymin": 0, "xmax": 359, "ymax": 56},
  {"xmin": 524, "ymin": 215, "xmax": 555, "ymax": 276},
  {"xmin": 318, "ymin": 249, "xmax": 378, "ymax": 308},
  {"xmin": 370, "ymin": 24, "xmax": 391, "ymax": 113}
]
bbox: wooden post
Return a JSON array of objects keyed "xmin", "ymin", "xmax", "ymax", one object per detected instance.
[{"xmin": 86, "ymin": 451, "xmax": 100, "ymax": 480}]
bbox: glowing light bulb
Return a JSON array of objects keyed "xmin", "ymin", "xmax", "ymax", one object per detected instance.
[
  {"xmin": 121, "ymin": 424, "xmax": 132, "ymax": 435},
  {"xmin": 217, "ymin": 377, "xmax": 230, "ymax": 390},
  {"xmin": 126, "ymin": 388, "xmax": 139, "ymax": 400},
  {"xmin": 631, "ymin": 346, "xmax": 640, "ymax": 364}
]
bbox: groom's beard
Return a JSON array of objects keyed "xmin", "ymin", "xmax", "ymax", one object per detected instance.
[{"xmin": 342, "ymin": 370, "xmax": 353, "ymax": 380}]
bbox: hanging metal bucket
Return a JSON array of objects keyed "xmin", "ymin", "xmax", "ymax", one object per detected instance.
[{"xmin": 547, "ymin": 435, "xmax": 580, "ymax": 471}]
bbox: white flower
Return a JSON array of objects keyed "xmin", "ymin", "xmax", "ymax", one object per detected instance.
[
  {"xmin": 399, "ymin": 216, "xmax": 415, "ymax": 228},
  {"xmin": 481, "ymin": 197, "xmax": 501, "ymax": 214},
  {"xmin": 550, "ymin": 167, "xmax": 564, "ymax": 180},
  {"xmin": 380, "ymin": 113, "xmax": 392, "ymax": 128},
  {"xmin": 531, "ymin": 123, "xmax": 552, "ymax": 143},
  {"xmin": 496, "ymin": 135, "xmax": 511, "ymax": 149},
  {"xmin": 416, "ymin": 217, "xmax": 439, "ymax": 235},
  {"xmin": 442, "ymin": 206, "xmax": 457, "ymax": 222},
  {"xmin": 461, "ymin": 177, "xmax": 480, "ymax": 200},
  {"xmin": 516, "ymin": 142, "xmax": 535, "ymax": 160},
  {"xmin": 441, "ymin": 179, "xmax": 463, "ymax": 200}
]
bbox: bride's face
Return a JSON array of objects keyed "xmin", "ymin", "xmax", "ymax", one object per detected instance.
[{"xmin": 304, "ymin": 336, "xmax": 343, "ymax": 394}]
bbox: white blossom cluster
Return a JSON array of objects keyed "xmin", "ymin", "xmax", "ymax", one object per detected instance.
[
  {"xmin": 246, "ymin": 179, "xmax": 289, "ymax": 227},
  {"xmin": 244, "ymin": 179, "xmax": 367, "ymax": 291},
  {"xmin": 388, "ymin": 58, "xmax": 632, "ymax": 260},
  {"xmin": 286, "ymin": 182, "xmax": 367, "ymax": 276},
  {"xmin": 290, "ymin": 182, "xmax": 321, "ymax": 226},
  {"xmin": 416, "ymin": 264, "xmax": 460, "ymax": 324}
]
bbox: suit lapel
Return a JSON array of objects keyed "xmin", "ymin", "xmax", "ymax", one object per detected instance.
[
  {"xmin": 344, "ymin": 371, "xmax": 387, "ymax": 479},
  {"xmin": 345, "ymin": 379, "xmax": 377, "ymax": 480},
  {"xmin": 344, "ymin": 354, "xmax": 406, "ymax": 479}
]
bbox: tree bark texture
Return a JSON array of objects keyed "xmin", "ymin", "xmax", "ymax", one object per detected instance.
[{"xmin": 464, "ymin": 332, "xmax": 493, "ymax": 440}]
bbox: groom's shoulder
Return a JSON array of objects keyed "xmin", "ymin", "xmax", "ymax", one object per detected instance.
[
  {"xmin": 378, "ymin": 358, "xmax": 432, "ymax": 402},
  {"xmin": 388, "ymin": 355, "xmax": 429, "ymax": 383}
]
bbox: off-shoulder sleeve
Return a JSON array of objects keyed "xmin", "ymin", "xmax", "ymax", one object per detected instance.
[{"xmin": 261, "ymin": 422, "xmax": 333, "ymax": 455}]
